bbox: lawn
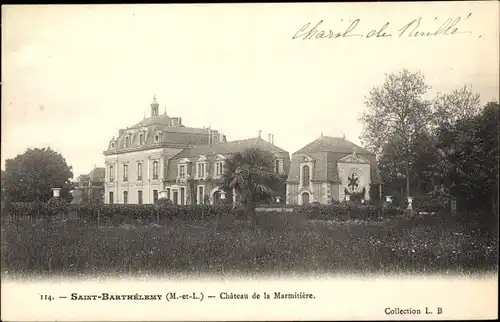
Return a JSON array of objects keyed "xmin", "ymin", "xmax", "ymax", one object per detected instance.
[{"xmin": 1, "ymin": 214, "xmax": 498, "ymax": 278}]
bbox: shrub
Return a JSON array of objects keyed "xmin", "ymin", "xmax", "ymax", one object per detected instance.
[
  {"xmin": 46, "ymin": 197, "xmax": 69, "ymax": 217},
  {"xmin": 383, "ymin": 203, "xmax": 402, "ymax": 218}
]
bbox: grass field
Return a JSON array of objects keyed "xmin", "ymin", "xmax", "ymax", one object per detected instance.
[{"xmin": 1, "ymin": 213, "xmax": 498, "ymax": 278}]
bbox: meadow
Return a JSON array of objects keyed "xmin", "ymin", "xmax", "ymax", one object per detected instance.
[{"xmin": 1, "ymin": 211, "xmax": 498, "ymax": 278}]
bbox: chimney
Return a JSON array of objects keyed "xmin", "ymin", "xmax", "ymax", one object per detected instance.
[
  {"xmin": 258, "ymin": 130, "xmax": 262, "ymax": 138},
  {"xmin": 271, "ymin": 134, "xmax": 275, "ymax": 145},
  {"xmin": 268, "ymin": 133, "xmax": 272, "ymax": 143}
]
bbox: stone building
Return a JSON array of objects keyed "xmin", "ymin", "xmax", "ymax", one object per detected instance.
[
  {"xmin": 103, "ymin": 96, "xmax": 289, "ymax": 205},
  {"xmin": 71, "ymin": 166, "xmax": 105, "ymax": 204},
  {"xmin": 286, "ymin": 135, "xmax": 382, "ymax": 205}
]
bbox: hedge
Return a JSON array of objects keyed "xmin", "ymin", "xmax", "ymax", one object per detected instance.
[
  {"xmin": 1, "ymin": 200, "xmax": 404, "ymax": 225},
  {"xmin": 292, "ymin": 203, "xmax": 401, "ymax": 221}
]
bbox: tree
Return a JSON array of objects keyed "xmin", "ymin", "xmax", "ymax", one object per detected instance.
[
  {"xmin": 433, "ymin": 85, "xmax": 481, "ymax": 126},
  {"xmin": 3, "ymin": 147, "xmax": 74, "ymax": 202},
  {"xmin": 220, "ymin": 147, "xmax": 284, "ymax": 210},
  {"xmin": 360, "ymin": 69, "xmax": 434, "ymax": 199},
  {"xmin": 414, "ymin": 101, "xmax": 499, "ymax": 224}
]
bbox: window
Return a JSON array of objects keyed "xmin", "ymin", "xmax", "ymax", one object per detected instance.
[
  {"xmin": 302, "ymin": 165, "xmax": 310, "ymax": 187},
  {"xmin": 180, "ymin": 188, "xmax": 185, "ymax": 205},
  {"xmin": 125, "ymin": 136, "xmax": 130, "ymax": 148},
  {"xmin": 109, "ymin": 191, "xmax": 114, "ymax": 204},
  {"xmin": 154, "ymin": 134, "xmax": 159, "ymax": 143},
  {"xmin": 198, "ymin": 186, "xmax": 204, "ymax": 205},
  {"xmin": 215, "ymin": 162, "xmax": 223, "ymax": 176},
  {"xmin": 138, "ymin": 190, "xmax": 143, "ymax": 204},
  {"xmin": 179, "ymin": 165, "xmax": 186, "ymax": 178},
  {"xmin": 137, "ymin": 162, "xmax": 143, "ymax": 180},
  {"xmin": 197, "ymin": 163, "xmax": 205, "ymax": 177},
  {"xmin": 153, "ymin": 190, "xmax": 158, "ymax": 203},
  {"xmin": 111, "ymin": 142, "xmax": 115, "ymax": 149},
  {"xmin": 152, "ymin": 161, "xmax": 159, "ymax": 180},
  {"xmin": 139, "ymin": 133, "xmax": 144, "ymax": 145},
  {"xmin": 166, "ymin": 188, "xmax": 171, "ymax": 200},
  {"xmin": 275, "ymin": 160, "xmax": 280, "ymax": 173},
  {"xmin": 123, "ymin": 164, "xmax": 128, "ymax": 182},
  {"xmin": 109, "ymin": 166, "xmax": 114, "ymax": 182},
  {"xmin": 173, "ymin": 190, "xmax": 178, "ymax": 204},
  {"xmin": 123, "ymin": 191, "xmax": 128, "ymax": 204}
]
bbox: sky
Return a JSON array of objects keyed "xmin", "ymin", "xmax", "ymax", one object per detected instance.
[{"xmin": 2, "ymin": 2, "xmax": 499, "ymax": 178}]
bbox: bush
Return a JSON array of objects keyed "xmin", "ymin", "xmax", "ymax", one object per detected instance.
[{"xmin": 47, "ymin": 197, "xmax": 69, "ymax": 217}]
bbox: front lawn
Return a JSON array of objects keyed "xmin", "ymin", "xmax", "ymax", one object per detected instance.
[{"xmin": 1, "ymin": 214, "xmax": 498, "ymax": 278}]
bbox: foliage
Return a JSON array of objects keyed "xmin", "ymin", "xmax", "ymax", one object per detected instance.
[
  {"xmin": 293, "ymin": 202, "xmax": 395, "ymax": 220},
  {"xmin": 46, "ymin": 197, "xmax": 69, "ymax": 216},
  {"xmin": 363, "ymin": 70, "xmax": 498, "ymax": 230},
  {"xmin": 220, "ymin": 147, "xmax": 284, "ymax": 209},
  {"xmin": 433, "ymin": 85, "xmax": 481, "ymax": 125},
  {"xmin": 3, "ymin": 147, "xmax": 74, "ymax": 202},
  {"xmin": 360, "ymin": 69, "xmax": 434, "ymax": 198},
  {"xmin": 344, "ymin": 187, "xmax": 366, "ymax": 203}
]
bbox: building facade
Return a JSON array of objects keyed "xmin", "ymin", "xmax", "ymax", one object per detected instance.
[
  {"xmin": 103, "ymin": 96, "xmax": 289, "ymax": 205},
  {"xmin": 286, "ymin": 135, "xmax": 382, "ymax": 205},
  {"xmin": 165, "ymin": 137, "xmax": 290, "ymax": 205}
]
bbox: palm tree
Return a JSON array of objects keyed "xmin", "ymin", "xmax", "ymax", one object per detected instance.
[{"xmin": 220, "ymin": 147, "xmax": 284, "ymax": 210}]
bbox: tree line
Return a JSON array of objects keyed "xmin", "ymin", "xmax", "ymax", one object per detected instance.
[{"xmin": 360, "ymin": 69, "xmax": 499, "ymax": 226}]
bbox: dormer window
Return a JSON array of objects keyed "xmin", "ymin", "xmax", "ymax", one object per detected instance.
[
  {"xmin": 124, "ymin": 136, "xmax": 130, "ymax": 148},
  {"xmin": 214, "ymin": 154, "xmax": 226, "ymax": 177},
  {"xmin": 139, "ymin": 133, "xmax": 144, "ymax": 145},
  {"xmin": 178, "ymin": 158, "xmax": 191, "ymax": 179},
  {"xmin": 196, "ymin": 155, "xmax": 208, "ymax": 179},
  {"xmin": 154, "ymin": 134, "xmax": 160, "ymax": 143},
  {"xmin": 110, "ymin": 142, "xmax": 115, "ymax": 149},
  {"xmin": 197, "ymin": 163, "xmax": 206, "ymax": 178},
  {"xmin": 215, "ymin": 162, "xmax": 224, "ymax": 176}
]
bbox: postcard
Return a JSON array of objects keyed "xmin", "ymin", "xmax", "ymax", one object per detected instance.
[{"xmin": 1, "ymin": 2, "xmax": 498, "ymax": 321}]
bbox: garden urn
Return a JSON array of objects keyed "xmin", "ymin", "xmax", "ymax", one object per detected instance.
[
  {"xmin": 52, "ymin": 188, "xmax": 61, "ymax": 198},
  {"xmin": 407, "ymin": 197, "xmax": 413, "ymax": 210}
]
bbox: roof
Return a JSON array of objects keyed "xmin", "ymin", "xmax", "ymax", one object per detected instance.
[
  {"xmin": 171, "ymin": 137, "xmax": 288, "ymax": 159},
  {"xmin": 295, "ymin": 136, "xmax": 373, "ymax": 155},
  {"xmin": 130, "ymin": 114, "xmax": 183, "ymax": 129},
  {"xmin": 88, "ymin": 167, "xmax": 105, "ymax": 182}
]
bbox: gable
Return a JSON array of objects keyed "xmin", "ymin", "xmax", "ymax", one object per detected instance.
[{"xmin": 338, "ymin": 153, "xmax": 370, "ymax": 164}]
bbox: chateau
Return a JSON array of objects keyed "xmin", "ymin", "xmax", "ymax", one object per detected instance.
[
  {"xmin": 104, "ymin": 96, "xmax": 381, "ymax": 206},
  {"xmin": 103, "ymin": 96, "xmax": 290, "ymax": 205}
]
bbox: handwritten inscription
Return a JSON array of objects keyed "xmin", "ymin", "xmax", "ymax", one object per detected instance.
[{"xmin": 292, "ymin": 14, "xmax": 478, "ymax": 40}]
